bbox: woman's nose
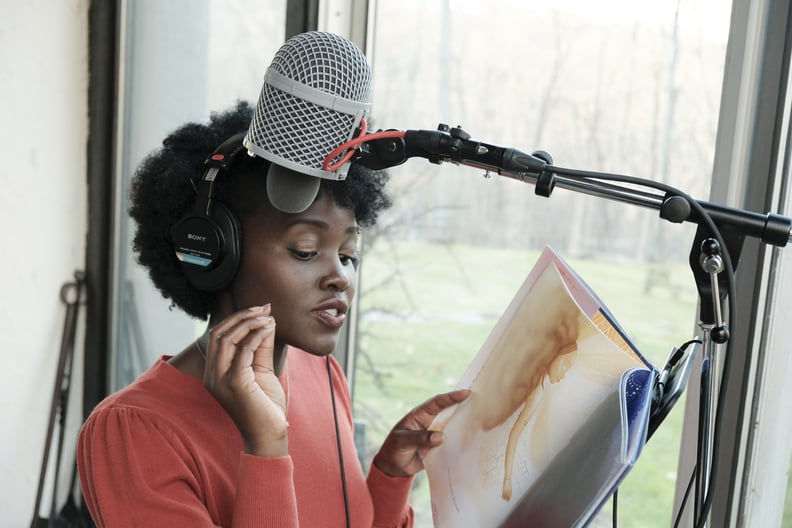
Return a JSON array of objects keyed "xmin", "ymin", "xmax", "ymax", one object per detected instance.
[{"xmin": 321, "ymin": 257, "xmax": 352, "ymax": 292}]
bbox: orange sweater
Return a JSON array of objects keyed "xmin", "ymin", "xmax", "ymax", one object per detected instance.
[{"xmin": 77, "ymin": 351, "xmax": 414, "ymax": 527}]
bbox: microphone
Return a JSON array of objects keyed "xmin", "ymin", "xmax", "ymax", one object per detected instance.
[
  {"xmin": 243, "ymin": 31, "xmax": 373, "ymax": 213},
  {"xmin": 350, "ymin": 124, "xmax": 549, "ymax": 177}
]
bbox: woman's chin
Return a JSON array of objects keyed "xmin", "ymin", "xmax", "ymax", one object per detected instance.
[{"xmin": 290, "ymin": 337, "xmax": 338, "ymax": 357}]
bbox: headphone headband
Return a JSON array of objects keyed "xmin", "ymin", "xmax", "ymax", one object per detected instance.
[{"xmin": 170, "ymin": 133, "xmax": 247, "ymax": 292}]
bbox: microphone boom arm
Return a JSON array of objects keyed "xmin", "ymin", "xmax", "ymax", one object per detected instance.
[{"xmin": 354, "ymin": 124, "xmax": 792, "ymax": 248}]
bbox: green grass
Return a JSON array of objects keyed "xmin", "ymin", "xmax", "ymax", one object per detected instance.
[
  {"xmin": 785, "ymin": 477, "xmax": 792, "ymax": 527},
  {"xmin": 352, "ymin": 240, "xmax": 700, "ymax": 527}
]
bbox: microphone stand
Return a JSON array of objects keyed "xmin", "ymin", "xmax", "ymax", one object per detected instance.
[{"xmin": 351, "ymin": 124, "xmax": 792, "ymax": 527}]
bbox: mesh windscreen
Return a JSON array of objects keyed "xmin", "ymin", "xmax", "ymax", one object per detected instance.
[{"xmin": 245, "ymin": 32, "xmax": 373, "ymax": 178}]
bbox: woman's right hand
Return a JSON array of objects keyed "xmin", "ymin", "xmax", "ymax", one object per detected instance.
[{"xmin": 202, "ymin": 304, "xmax": 289, "ymax": 457}]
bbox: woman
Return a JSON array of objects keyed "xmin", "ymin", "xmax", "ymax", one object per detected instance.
[{"xmin": 77, "ymin": 100, "xmax": 469, "ymax": 527}]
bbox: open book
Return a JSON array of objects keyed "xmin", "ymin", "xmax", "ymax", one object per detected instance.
[{"xmin": 422, "ymin": 246, "xmax": 657, "ymax": 528}]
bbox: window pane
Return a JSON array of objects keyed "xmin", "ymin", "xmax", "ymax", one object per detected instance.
[
  {"xmin": 354, "ymin": 0, "xmax": 731, "ymax": 525},
  {"xmin": 112, "ymin": 0, "xmax": 285, "ymax": 390}
]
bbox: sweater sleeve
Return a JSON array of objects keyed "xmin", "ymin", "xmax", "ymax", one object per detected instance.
[
  {"xmin": 233, "ymin": 453, "xmax": 298, "ymax": 527},
  {"xmin": 326, "ymin": 355, "xmax": 415, "ymax": 527},
  {"xmin": 77, "ymin": 405, "xmax": 299, "ymax": 527},
  {"xmin": 366, "ymin": 462, "xmax": 415, "ymax": 528}
]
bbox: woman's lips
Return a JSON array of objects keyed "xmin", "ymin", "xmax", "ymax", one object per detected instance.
[{"xmin": 312, "ymin": 307, "xmax": 347, "ymax": 329}]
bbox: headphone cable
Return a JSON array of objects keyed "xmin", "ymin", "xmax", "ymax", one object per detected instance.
[{"xmin": 327, "ymin": 356, "xmax": 352, "ymax": 528}]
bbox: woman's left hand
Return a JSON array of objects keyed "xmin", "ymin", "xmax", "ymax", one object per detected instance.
[{"xmin": 373, "ymin": 389, "xmax": 471, "ymax": 478}]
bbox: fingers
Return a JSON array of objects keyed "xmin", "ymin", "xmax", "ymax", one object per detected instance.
[
  {"xmin": 373, "ymin": 425, "xmax": 450, "ymax": 478},
  {"xmin": 250, "ymin": 318, "xmax": 277, "ymax": 373},
  {"xmin": 374, "ymin": 389, "xmax": 471, "ymax": 478},
  {"xmin": 227, "ymin": 320, "xmax": 277, "ymax": 384},
  {"xmin": 203, "ymin": 305, "xmax": 274, "ymax": 388},
  {"xmin": 408, "ymin": 389, "xmax": 470, "ymax": 434},
  {"xmin": 407, "ymin": 389, "xmax": 471, "ymax": 427},
  {"xmin": 389, "ymin": 428, "xmax": 446, "ymax": 447},
  {"xmin": 196, "ymin": 304, "xmax": 290, "ymax": 458}
]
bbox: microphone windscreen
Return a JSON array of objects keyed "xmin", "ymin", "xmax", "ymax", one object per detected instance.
[{"xmin": 244, "ymin": 31, "xmax": 373, "ymax": 213}]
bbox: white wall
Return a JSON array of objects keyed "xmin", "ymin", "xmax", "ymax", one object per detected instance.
[{"xmin": 0, "ymin": 0, "xmax": 89, "ymax": 524}]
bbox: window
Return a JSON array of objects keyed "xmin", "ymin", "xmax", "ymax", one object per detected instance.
[{"xmin": 352, "ymin": 0, "xmax": 732, "ymax": 525}]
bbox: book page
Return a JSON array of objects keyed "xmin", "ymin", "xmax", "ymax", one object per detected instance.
[
  {"xmin": 550, "ymin": 250, "xmax": 647, "ymax": 367},
  {"xmin": 422, "ymin": 247, "xmax": 653, "ymax": 528}
]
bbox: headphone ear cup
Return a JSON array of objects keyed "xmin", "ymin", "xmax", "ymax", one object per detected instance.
[
  {"xmin": 182, "ymin": 202, "xmax": 241, "ymax": 292},
  {"xmin": 172, "ymin": 132, "xmax": 247, "ymax": 293}
]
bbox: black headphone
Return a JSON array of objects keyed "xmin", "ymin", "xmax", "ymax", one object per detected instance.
[{"xmin": 170, "ymin": 132, "xmax": 247, "ymax": 292}]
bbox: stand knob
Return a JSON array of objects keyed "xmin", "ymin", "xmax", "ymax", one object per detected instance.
[
  {"xmin": 711, "ymin": 325, "xmax": 730, "ymax": 344},
  {"xmin": 533, "ymin": 151, "xmax": 555, "ymax": 197}
]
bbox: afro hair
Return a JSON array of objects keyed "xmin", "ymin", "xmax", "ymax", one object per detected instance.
[{"xmin": 128, "ymin": 100, "xmax": 391, "ymax": 320}]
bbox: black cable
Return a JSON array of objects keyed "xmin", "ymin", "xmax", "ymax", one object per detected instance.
[
  {"xmin": 327, "ymin": 356, "xmax": 352, "ymax": 528},
  {"xmin": 654, "ymin": 338, "xmax": 703, "ymax": 407},
  {"xmin": 612, "ymin": 489, "xmax": 618, "ymax": 527},
  {"xmin": 674, "ymin": 466, "xmax": 698, "ymax": 528},
  {"xmin": 670, "ymin": 339, "xmax": 703, "ymax": 366}
]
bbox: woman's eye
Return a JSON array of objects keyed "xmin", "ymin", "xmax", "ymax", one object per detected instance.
[
  {"xmin": 290, "ymin": 249, "xmax": 316, "ymax": 261},
  {"xmin": 341, "ymin": 254, "xmax": 360, "ymax": 269}
]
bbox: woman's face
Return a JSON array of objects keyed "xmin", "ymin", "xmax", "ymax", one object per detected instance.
[{"xmin": 229, "ymin": 192, "xmax": 360, "ymax": 356}]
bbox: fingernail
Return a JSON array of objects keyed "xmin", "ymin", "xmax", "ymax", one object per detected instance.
[
  {"xmin": 430, "ymin": 431, "xmax": 444, "ymax": 443},
  {"xmin": 249, "ymin": 304, "xmax": 269, "ymax": 312},
  {"xmin": 256, "ymin": 316, "xmax": 275, "ymax": 325}
]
